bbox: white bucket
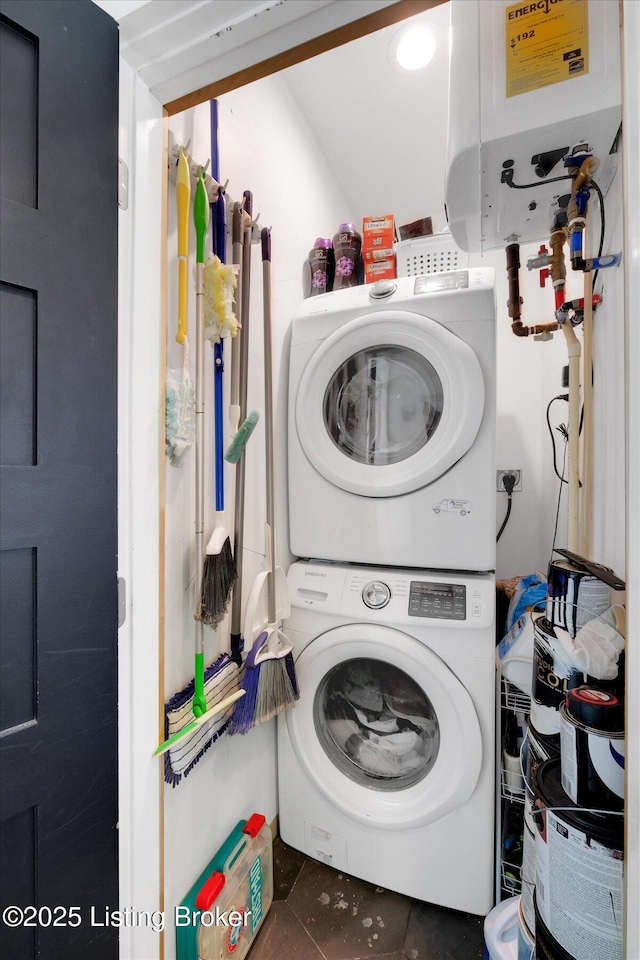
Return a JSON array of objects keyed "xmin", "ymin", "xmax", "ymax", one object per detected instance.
[{"xmin": 484, "ymin": 896, "xmax": 519, "ymax": 960}]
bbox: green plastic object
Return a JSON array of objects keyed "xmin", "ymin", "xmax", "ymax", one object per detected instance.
[
  {"xmin": 194, "ymin": 172, "xmax": 210, "ymax": 265},
  {"xmin": 193, "ymin": 651, "xmax": 207, "ymax": 718},
  {"xmin": 225, "ymin": 410, "xmax": 260, "ymax": 464},
  {"xmin": 176, "ymin": 814, "xmax": 273, "ymax": 960}
]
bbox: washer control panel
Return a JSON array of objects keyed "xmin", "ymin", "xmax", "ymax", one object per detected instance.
[
  {"xmin": 362, "ymin": 580, "xmax": 391, "ymax": 609},
  {"xmin": 408, "ymin": 581, "xmax": 466, "ymax": 620}
]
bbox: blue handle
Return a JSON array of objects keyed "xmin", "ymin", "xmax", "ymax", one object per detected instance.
[
  {"xmin": 214, "ymin": 342, "xmax": 224, "ymax": 512},
  {"xmin": 211, "ymin": 100, "xmax": 226, "ymax": 513}
]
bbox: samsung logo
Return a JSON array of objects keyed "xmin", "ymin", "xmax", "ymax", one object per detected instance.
[
  {"xmin": 509, "ymin": 0, "xmax": 563, "ymax": 18},
  {"xmin": 304, "ymin": 571, "xmax": 327, "ymax": 577}
]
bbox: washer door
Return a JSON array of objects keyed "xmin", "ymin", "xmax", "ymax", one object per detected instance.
[
  {"xmin": 295, "ymin": 310, "xmax": 485, "ymax": 497},
  {"xmin": 284, "ymin": 623, "xmax": 482, "ymax": 829}
]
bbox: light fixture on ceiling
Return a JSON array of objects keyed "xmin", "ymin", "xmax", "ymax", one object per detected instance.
[{"xmin": 390, "ymin": 22, "xmax": 436, "ymax": 72}]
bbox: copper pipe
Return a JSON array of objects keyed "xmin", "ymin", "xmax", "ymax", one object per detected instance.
[
  {"xmin": 549, "ymin": 228, "xmax": 566, "ymax": 287},
  {"xmin": 506, "ymin": 243, "xmax": 523, "ymax": 333},
  {"xmin": 511, "ymin": 319, "xmax": 559, "ymax": 337}
]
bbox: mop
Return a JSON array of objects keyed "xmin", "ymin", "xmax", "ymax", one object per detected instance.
[
  {"xmin": 155, "ymin": 172, "xmax": 245, "ymax": 782},
  {"xmin": 229, "ymin": 228, "xmax": 299, "ymax": 734}
]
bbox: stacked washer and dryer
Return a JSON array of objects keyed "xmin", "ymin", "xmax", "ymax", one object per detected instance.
[{"xmin": 279, "ymin": 269, "xmax": 497, "ymax": 915}]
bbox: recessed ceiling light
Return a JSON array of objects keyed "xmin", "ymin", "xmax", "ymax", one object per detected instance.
[{"xmin": 390, "ymin": 23, "xmax": 436, "ymax": 72}]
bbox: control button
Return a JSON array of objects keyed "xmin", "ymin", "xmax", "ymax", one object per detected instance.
[
  {"xmin": 362, "ymin": 580, "xmax": 391, "ymax": 609},
  {"xmin": 472, "ymin": 602, "xmax": 481, "ymax": 617},
  {"xmin": 369, "ymin": 279, "xmax": 397, "ymax": 300}
]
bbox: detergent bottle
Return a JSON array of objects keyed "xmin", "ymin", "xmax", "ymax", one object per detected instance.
[
  {"xmin": 332, "ymin": 223, "xmax": 362, "ymax": 289},
  {"xmin": 303, "ymin": 238, "xmax": 334, "ymax": 297}
]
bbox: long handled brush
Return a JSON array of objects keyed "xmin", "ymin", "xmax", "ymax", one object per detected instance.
[
  {"xmin": 196, "ymin": 137, "xmax": 237, "ymax": 625},
  {"xmin": 225, "ymin": 194, "xmax": 260, "ymax": 466},
  {"xmin": 229, "ymin": 228, "xmax": 298, "ymax": 734}
]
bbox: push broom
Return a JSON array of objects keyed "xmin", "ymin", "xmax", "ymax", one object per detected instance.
[{"xmin": 229, "ymin": 228, "xmax": 299, "ymax": 734}]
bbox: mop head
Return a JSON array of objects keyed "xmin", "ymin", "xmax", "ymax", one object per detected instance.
[
  {"xmin": 228, "ymin": 636, "xmax": 299, "ymax": 735},
  {"xmin": 204, "ymin": 253, "xmax": 237, "ymax": 343},
  {"xmin": 163, "ymin": 653, "xmax": 243, "ymax": 786},
  {"xmin": 196, "ymin": 537, "xmax": 238, "ymax": 626},
  {"xmin": 225, "ymin": 410, "xmax": 260, "ymax": 464},
  {"xmin": 165, "ymin": 362, "xmax": 195, "ymax": 467}
]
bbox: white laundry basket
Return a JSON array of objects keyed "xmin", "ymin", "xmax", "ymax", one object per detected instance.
[{"xmin": 395, "ymin": 232, "xmax": 469, "ymax": 278}]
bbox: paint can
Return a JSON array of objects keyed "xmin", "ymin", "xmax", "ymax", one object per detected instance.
[
  {"xmin": 520, "ymin": 783, "xmax": 536, "ymax": 938},
  {"xmin": 546, "ymin": 560, "xmax": 610, "ymax": 638},
  {"xmin": 523, "ymin": 726, "xmax": 559, "ymax": 788},
  {"xmin": 533, "ymin": 895, "xmax": 573, "ymax": 960},
  {"xmin": 559, "ymin": 686, "xmax": 625, "ymax": 811},
  {"xmin": 532, "ymin": 759, "xmax": 624, "ymax": 960},
  {"xmin": 517, "ymin": 897, "xmax": 535, "ymax": 960},
  {"xmin": 530, "ymin": 617, "xmax": 579, "ymax": 746}
]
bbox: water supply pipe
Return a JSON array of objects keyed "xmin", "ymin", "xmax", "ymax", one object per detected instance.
[
  {"xmin": 567, "ymin": 155, "xmax": 600, "ymax": 271},
  {"xmin": 506, "ymin": 242, "xmax": 559, "ymax": 337}
]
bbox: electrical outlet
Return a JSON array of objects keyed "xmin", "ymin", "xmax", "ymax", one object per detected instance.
[{"xmin": 497, "ymin": 469, "xmax": 522, "ymax": 492}]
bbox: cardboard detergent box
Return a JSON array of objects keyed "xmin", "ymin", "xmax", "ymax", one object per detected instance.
[
  {"xmin": 362, "ymin": 215, "xmax": 396, "ymax": 281},
  {"xmin": 176, "ymin": 813, "xmax": 273, "ymax": 960}
]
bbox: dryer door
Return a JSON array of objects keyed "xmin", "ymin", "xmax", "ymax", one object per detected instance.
[
  {"xmin": 283, "ymin": 623, "xmax": 483, "ymax": 828},
  {"xmin": 295, "ymin": 310, "xmax": 485, "ymax": 497}
]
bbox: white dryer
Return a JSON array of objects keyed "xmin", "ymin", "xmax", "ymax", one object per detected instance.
[
  {"xmin": 278, "ymin": 561, "xmax": 496, "ymax": 916},
  {"xmin": 288, "ymin": 270, "xmax": 496, "ymax": 571}
]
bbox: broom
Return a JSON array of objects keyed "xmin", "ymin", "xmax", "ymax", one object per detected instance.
[{"xmin": 229, "ymin": 228, "xmax": 299, "ymax": 734}]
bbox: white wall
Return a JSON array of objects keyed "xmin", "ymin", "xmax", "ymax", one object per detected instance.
[{"xmin": 161, "ymin": 73, "xmax": 353, "ymax": 960}]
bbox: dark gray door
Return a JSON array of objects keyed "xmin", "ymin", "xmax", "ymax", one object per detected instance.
[{"xmin": 0, "ymin": 2, "xmax": 119, "ymax": 957}]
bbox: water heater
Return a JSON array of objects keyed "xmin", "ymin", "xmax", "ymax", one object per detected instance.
[{"xmin": 444, "ymin": 0, "xmax": 621, "ymax": 253}]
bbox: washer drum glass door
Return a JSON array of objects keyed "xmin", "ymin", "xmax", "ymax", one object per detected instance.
[
  {"xmin": 284, "ymin": 623, "xmax": 483, "ymax": 829},
  {"xmin": 296, "ymin": 311, "xmax": 485, "ymax": 497}
]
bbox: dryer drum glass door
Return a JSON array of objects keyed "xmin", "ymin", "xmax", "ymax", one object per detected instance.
[
  {"xmin": 324, "ymin": 346, "xmax": 443, "ymax": 466},
  {"xmin": 314, "ymin": 657, "xmax": 440, "ymax": 790},
  {"xmin": 295, "ymin": 311, "xmax": 485, "ymax": 497}
]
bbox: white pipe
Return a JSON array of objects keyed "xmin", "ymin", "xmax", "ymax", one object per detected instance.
[
  {"xmin": 562, "ymin": 323, "xmax": 582, "ymax": 552},
  {"xmin": 581, "ymin": 238, "xmax": 594, "ymax": 558}
]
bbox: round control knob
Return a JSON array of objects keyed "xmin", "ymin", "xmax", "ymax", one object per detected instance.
[
  {"xmin": 362, "ymin": 580, "xmax": 391, "ymax": 609},
  {"xmin": 369, "ymin": 279, "xmax": 397, "ymax": 299}
]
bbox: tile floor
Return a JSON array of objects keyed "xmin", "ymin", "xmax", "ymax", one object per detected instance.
[{"xmin": 247, "ymin": 836, "xmax": 484, "ymax": 960}]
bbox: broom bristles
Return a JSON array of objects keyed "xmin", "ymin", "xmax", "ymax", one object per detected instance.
[
  {"xmin": 228, "ymin": 661, "xmax": 262, "ymax": 735},
  {"xmin": 196, "ymin": 537, "xmax": 237, "ymax": 626},
  {"xmin": 228, "ymin": 648, "xmax": 299, "ymax": 735}
]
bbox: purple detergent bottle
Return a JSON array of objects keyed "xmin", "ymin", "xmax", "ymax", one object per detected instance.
[
  {"xmin": 303, "ymin": 238, "xmax": 334, "ymax": 297},
  {"xmin": 332, "ymin": 223, "xmax": 362, "ymax": 289}
]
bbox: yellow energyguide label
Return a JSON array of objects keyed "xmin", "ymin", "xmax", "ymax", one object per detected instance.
[{"xmin": 505, "ymin": 0, "xmax": 589, "ymax": 98}]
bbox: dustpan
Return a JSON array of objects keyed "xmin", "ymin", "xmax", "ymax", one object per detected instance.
[{"xmin": 242, "ymin": 523, "xmax": 290, "ymax": 646}]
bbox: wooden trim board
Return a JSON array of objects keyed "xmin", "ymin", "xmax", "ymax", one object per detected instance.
[{"xmin": 164, "ymin": 0, "xmax": 446, "ymax": 115}]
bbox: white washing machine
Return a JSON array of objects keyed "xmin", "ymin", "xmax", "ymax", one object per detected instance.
[
  {"xmin": 278, "ymin": 561, "xmax": 496, "ymax": 915},
  {"xmin": 288, "ymin": 270, "xmax": 496, "ymax": 572}
]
